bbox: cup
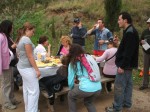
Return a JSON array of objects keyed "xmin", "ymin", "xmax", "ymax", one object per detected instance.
[
  {"xmin": 37, "ymin": 53, "xmax": 41, "ymax": 62},
  {"xmin": 41, "ymin": 53, "xmax": 46, "ymax": 61}
]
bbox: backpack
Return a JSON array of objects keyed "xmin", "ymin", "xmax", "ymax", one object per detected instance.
[{"xmin": 84, "ymin": 54, "xmax": 101, "ymax": 82}]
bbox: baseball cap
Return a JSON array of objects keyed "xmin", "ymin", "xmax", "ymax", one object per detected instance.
[
  {"xmin": 74, "ymin": 18, "xmax": 80, "ymax": 23},
  {"xmin": 147, "ymin": 18, "xmax": 150, "ymax": 23}
]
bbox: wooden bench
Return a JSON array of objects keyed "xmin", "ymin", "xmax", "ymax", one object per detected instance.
[{"xmin": 40, "ymin": 76, "xmax": 115, "ymax": 112}]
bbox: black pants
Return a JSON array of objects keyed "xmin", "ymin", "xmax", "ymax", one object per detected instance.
[{"xmin": 103, "ymin": 74, "xmax": 116, "ymax": 91}]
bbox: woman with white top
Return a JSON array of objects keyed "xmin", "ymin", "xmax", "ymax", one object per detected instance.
[
  {"xmin": 17, "ymin": 22, "xmax": 40, "ymax": 112},
  {"xmin": 34, "ymin": 35, "xmax": 51, "ymax": 58}
]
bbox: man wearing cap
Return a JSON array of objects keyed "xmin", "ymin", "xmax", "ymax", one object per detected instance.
[
  {"xmin": 70, "ymin": 18, "xmax": 87, "ymax": 48},
  {"xmin": 87, "ymin": 18, "xmax": 113, "ymax": 56},
  {"xmin": 139, "ymin": 18, "xmax": 150, "ymax": 90}
]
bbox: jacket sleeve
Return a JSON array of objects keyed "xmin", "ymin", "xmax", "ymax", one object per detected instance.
[
  {"xmin": 140, "ymin": 30, "xmax": 145, "ymax": 46},
  {"xmin": 96, "ymin": 50, "xmax": 109, "ymax": 62},
  {"xmin": 0, "ymin": 37, "xmax": 2, "ymax": 75},
  {"xmin": 79, "ymin": 27, "xmax": 87, "ymax": 38},
  {"xmin": 68, "ymin": 63, "xmax": 75, "ymax": 89},
  {"xmin": 120, "ymin": 32, "xmax": 137, "ymax": 69},
  {"xmin": 107, "ymin": 31, "xmax": 113, "ymax": 39},
  {"xmin": 71, "ymin": 27, "xmax": 87, "ymax": 38}
]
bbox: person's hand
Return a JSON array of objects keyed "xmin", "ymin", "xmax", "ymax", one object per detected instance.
[
  {"xmin": 78, "ymin": 22, "xmax": 82, "ymax": 29},
  {"xmin": 35, "ymin": 70, "xmax": 41, "ymax": 78},
  {"xmin": 93, "ymin": 24, "xmax": 98, "ymax": 29},
  {"xmin": 118, "ymin": 67, "xmax": 124, "ymax": 74},
  {"xmin": 141, "ymin": 40, "xmax": 146, "ymax": 45},
  {"xmin": 11, "ymin": 43, "xmax": 17, "ymax": 49},
  {"xmin": 48, "ymin": 44, "xmax": 51, "ymax": 48},
  {"xmin": 99, "ymin": 40, "xmax": 105, "ymax": 45}
]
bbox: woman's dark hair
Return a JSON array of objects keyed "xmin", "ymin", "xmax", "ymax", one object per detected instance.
[
  {"xmin": 67, "ymin": 44, "xmax": 85, "ymax": 69},
  {"xmin": 119, "ymin": 12, "xmax": 132, "ymax": 24},
  {"xmin": 0, "ymin": 20, "xmax": 13, "ymax": 38},
  {"xmin": 38, "ymin": 36, "xmax": 48, "ymax": 44}
]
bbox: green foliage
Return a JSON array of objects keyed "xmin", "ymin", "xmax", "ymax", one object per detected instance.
[
  {"xmin": 51, "ymin": 17, "xmax": 56, "ymax": 39},
  {"xmin": 0, "ymin": 0, "xmax": 35, "ymax": 20},
  {"xmin": 0, "ymin": 0, "xmax": 149, "ymax": 80},
  {"xmin": 104, "ymin": 0, "xmax": 122, "ymax": 33}
]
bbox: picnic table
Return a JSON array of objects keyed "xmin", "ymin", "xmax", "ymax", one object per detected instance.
[{"xmin": 36, "ymin": 57, "xmax": 115, "ymax": 112}]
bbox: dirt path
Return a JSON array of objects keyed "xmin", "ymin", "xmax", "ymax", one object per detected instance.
[{"xmin": 0, "ymin": 85, "xmax": 150, "ymax": 112}]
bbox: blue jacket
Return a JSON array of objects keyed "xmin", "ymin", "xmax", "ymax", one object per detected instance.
[
  {"xmin": 68, "ymin": 61, "xmax": 101, "ymax": 92},
  {"xmin": 70, "ymin": 26, "xmax": 87, "ymax": 46},
  {"xmin": 91, "ymin": 28, "xmax": 112, "ymax": 50}
]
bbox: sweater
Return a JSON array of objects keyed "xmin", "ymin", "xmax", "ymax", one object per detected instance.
[
  {"xmin": 70, "ymin": 26, "xmax": 87, "ymax": 46},
  {"xmin": 140, "ymin": 28, "xmax": 150, "ymax": 54},
  {"xmin": 115, "ymin": 25, "xmax": 139, "ymax": 69},
  {"xmin": 0, "ymin": 33, "xmax": 10, "ymax": 75},
  {"xmin": 96, "ymin": 47, "xmax": 117, "ymax": 75},
  {"xmin": 68, "ymin": 62, "xmax": 101, "ymax": 92}
]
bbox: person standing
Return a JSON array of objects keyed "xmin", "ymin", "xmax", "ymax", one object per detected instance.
[
  {"xmin": 105, "ymin": 12, "xmax": 139, "ymax": 112},
  {"xmin": 139, "ymin": 18, "xmax": 150, "ymax": 90},
  {"xmin": 0, "ymin": 20, "xmax": 18, "ymax": 110},
  {"xmin": 0, "ymin": 20, "xmax": 12, "ymax": 109},
  {"xmin": 70, "ymin": 18, "xmax": 87, "ymax": 48},
  {"xmin": 87, "ymin": 18, "xmax": 113, "ymax": 56},
  {"xmin": 17, "ymin": 22, "xmax": 40, "ymax": 112},
  {"xmin": 67, "ymin": 44, "xmax": 101, "ymax": 112}
]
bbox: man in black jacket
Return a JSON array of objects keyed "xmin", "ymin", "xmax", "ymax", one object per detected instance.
[
  {"xmin": 139, "ymin": 18, "xmax": 150, "ymax": 90},
  {"xmin": 70, "ymin": 18, "xmax": 87, "ymax": 48},
  {"xmin": 106, "ymin": 12, "xmax": 139, "ymax": 112}
]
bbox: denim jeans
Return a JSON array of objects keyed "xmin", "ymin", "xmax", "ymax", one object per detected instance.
[{"xmin": 113, "ymin": 70, "xmax": 133, "ymax": 111}]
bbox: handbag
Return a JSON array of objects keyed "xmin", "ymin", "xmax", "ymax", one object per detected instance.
[{"xmin": 10, "ymin": 53, "xmax": 18, "ymax": 67}]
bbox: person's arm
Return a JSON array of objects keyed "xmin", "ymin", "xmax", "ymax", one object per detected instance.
[
  {"xmin": 0, "ymin": 37, "xmax": 2, "ymax": 75},
  {"xmin": 25, "ymin": 44, "xmax": 40, "ymax": 78},
  {"xmin": 140, "ymin": 30, "xmax": 145, "ymax": 46},
  {"xmin": 79, "ymin": 27, "xmax": 87, "ymax": 38},
  {"xmin": 47, "ymin": 44, "xmax": 51, "ymax": 57},
  {"xmin": 87, "ymin": 25, "xmax": 97, "ymax": 35},
  {"xmin": 95, "ymin": 50, "xmax": 108, "ymax": 62},
  {"xmin": 68, "ymin": 63, "xmax": 75, "ymax": 89}
]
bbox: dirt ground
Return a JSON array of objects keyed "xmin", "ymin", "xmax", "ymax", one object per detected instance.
[{"xmin": 0, "ymin": 84, "xmax": 150, "ymax": 112}]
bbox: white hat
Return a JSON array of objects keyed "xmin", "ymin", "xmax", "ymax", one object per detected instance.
[{"xmin": 147, "ymin": 18, "xmax": 150, "ymax": 23}]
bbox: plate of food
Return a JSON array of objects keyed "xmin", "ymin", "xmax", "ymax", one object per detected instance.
[{"xmin": 36, "ymin": 61, "xmax": 47, "ymax": 68}]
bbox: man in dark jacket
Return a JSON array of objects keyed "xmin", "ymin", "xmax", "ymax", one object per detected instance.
[
  {"xmin": 139, "ymin": 18, "xmax": 150, "ymax": 90},
  {"xmin": 70, "ymin": 18, "xmax": 87, "ymax": 48},
  {"xmin": 106, "ymin": 12, "xmax": 139, "ymax": 112}
]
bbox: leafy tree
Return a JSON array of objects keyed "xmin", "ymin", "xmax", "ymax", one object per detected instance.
[{"xmin": 104, "ymin": 0, "xmax": 122, "ymax": 33}]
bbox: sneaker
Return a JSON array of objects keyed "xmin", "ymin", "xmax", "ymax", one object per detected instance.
[
  {"xmin": 139, "ymin": 86, "xmax": 148, "ymax": 90},
  {"xmin": 0, "ymin": 104, "xmax": 2, "ymax": 111},
  {"xmin": 105, "ymin": 106, "xmax": 122, "ymax": 112},
  {"xmin": 4, "ymin": 104, "xmax": 17, "ymax": 110},
  {"xmin": 12, "ymin": 100, "xmax": 21, "ymax": 105},
  {"xmin": 123, "ymin": 107, "xmax": 131, "ymax": 112}
]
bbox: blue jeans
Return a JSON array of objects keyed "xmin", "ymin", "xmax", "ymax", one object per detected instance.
[{"xmin": 113, "ymin": 70, "xmax": 133, "ymax": 111}]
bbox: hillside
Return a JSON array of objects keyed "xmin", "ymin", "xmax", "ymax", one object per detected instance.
[{"xmin": 0, "ymin": 0, "xmax": 150, "ymax": 62}]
